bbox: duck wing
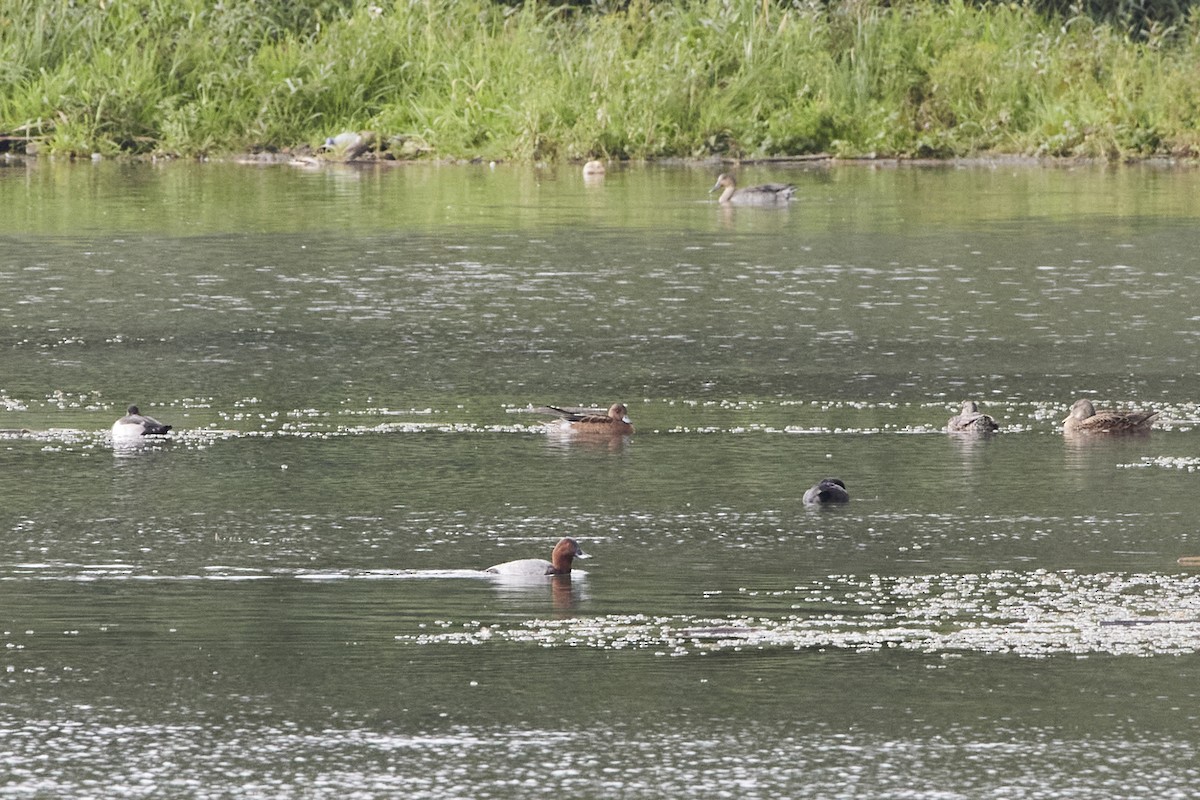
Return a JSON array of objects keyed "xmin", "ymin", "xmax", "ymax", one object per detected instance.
[
  {"xmin": 1079, "ymin": 409, "xmax": 1158, "ymax": 432},
  {"xmin": 544, "ymin": 405, "xmax": 610, "ymax": 423}
]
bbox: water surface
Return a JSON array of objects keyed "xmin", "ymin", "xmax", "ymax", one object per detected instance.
[{"xmin": 2, "ymin": 160, "xmax": 1199, "ymax": 798}]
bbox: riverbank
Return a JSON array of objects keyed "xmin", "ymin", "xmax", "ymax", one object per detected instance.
[{"xmin": 4, "ymin": 0, "xmax": 1200, "ymax": 163}]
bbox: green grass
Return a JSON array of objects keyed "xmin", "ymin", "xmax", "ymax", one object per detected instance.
[{"xmin": 4, "ymin": 0, "xmax": 1200, "ymax": 161}]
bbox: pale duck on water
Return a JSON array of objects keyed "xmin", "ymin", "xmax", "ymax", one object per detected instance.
[
  {"xmin": 710, "ymin": 173, "xmax": 796, "ymax": 205},
  {"xmin": 485, "ymin": 537, "xmax": 589, "ymax": 577},
  {"xmin": 111, "ymin": 405, "xmax": 172, "ymax": 442}
]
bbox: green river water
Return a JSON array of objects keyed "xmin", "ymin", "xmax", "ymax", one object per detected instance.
[{"xmin": 2, "ymin": 159, "xmax": 1199, "ymax": 798}]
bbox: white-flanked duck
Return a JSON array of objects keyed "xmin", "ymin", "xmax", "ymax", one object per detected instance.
[
  {"xmin": 111, "ymin": 404, "xmax": 172, "ymax": 442},
  {"xmin": 485, "ymin": 537, "xmax": 589, "ymax": 578}
]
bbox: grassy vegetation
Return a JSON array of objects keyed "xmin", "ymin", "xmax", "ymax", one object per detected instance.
[{"xmin": 4, "ymin": 0, "xmax": 1200, "ymax": 161}]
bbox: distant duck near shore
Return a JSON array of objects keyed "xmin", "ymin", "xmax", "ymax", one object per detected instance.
[{"xmin": 709, "ymin": 173, "xmax": 796, "ymax": 205}]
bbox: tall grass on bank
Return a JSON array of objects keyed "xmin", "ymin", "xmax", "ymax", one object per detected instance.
[{"xmin": 3, "ymin": 0, "xmax": 1200, "ymax": 160}]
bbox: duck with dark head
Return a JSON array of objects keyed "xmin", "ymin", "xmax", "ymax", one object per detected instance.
[{"xmin": 803, "ymin": 478, "xmax": 849, "ymax": 505}]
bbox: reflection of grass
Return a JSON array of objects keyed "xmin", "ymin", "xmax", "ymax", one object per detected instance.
[{"xmin": 4, "ymin": 0, "xmax": 1200, "ymax": 160}]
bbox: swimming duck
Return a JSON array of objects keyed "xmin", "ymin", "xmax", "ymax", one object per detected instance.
[
  {"xmin": 709, "ymin": 173, "xmax": 796, "ymax": 205},
  {"xmin": 1062, "ymin": 398, "xmax": 1157, "ymax": 435},
  {"xmin": 582, "ymin": 159, "xmax": 606, "ymax": 176},
  {"xmin": 545, "ymin": 403, "xmax": 634, "ymax": 435},
  {"xmin": 485, "ymin": 537, "xmax": 589, "ymax": 577},
  {"xmin": 946, "ymin": 400, "xmax": 999, "ymax": 433},
  {"xmin": 803, "ymin": 477, "xmax": 849, "ymax": 505},
  {"xmin": 111, "ymin": 405, "xmax": 172, "ymax": 440}
]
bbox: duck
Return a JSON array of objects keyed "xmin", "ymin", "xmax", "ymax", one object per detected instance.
[
  {"xmin": 1062, "ymin": 398, "xmax": 1157, "ymax": 435},
  {"xmin": 582, "ymin": 159, "xmax": 606, "ymax": 176},
  {"xmin": 485, "ymin": 537, "xmax": 589, "ymax": 577},
  {"xmin": 111, "ymin": 405, "xmax": 172, "ymax": 440},
  {"xmin": 545, "ymin": 403, "xmax": 634, "ymax": 435},
  {"xmin": 709, "ymin": 173, "xmax": 796, "ymax": 205},
  {"xmin": 946, "ymin": 400, "xmax": 999, "ymax": 433},
  {"xmin": 321, "ymin": 130, "xmax": 375, "ymax": 160},
  {"xmin": 803, "ymin": 477, "xmax": 849, "ymax": 505}
]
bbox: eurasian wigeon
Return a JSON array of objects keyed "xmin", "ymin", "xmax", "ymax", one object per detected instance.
[
  {"xmin": 485, "ymin": 537, "xmax": 589, "ymax": 577},
  {"xmin": 709, "ymin": 173, "xmax": 796, "ymax": 205},
  {"xmin": 946, "ymin": 400, "xmax": 999, "ymax": 433},
  {"xmin": 803, "ymin": 477, "xmax": 850, "ymax": 505},
  {"xmin": 546, "ymin": 403, "xmax": 634, "ymax": 435},
  {"xmin": 1062, "ymin": 398, "xmax": 1157, "ymax": 435},
  {"xmin": 111, "ymin": 405, "xmax": 172, "ymax": 441}
]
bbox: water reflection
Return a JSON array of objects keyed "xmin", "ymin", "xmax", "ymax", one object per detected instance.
[
  {"xmin": 944, "ymin": 429, "xmax": 1003, "ymax": 481},
  {"xmin": 542, "ymin": 428, "xmax": 632, "ymax": 453},
  {"xmin": 287, "ymin": 567, "xmax": 589, "ymax": 611},
  {"xmin": 946, "ymin": 429, "xmax": 999, "ymax": 448},
  {"xmin": 111, "ymin": 437, "xmax": 176, "ymax": 456},
  {"xmin": 490, "ymin": 573, "xmax": 588, "ymax": 610},
  {"xmin": 582, "ymin": 163, "xmax": 605, "ymax": 189},
  {"xmin": 1062, "ymin": 429, "xmax": 1158, "ymax": 468}
]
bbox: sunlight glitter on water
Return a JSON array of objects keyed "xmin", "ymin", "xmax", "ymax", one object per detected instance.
[
  {"xmin": 396, "ymin": 570, "xmax": 1200, "ymax": 658},
  {"xmin": 2, "ymin": 714, "xmax": 1197, "ymax": 800},
  {"xmin": 7, "ymin": 164, "xmax": 1200, "ymax": 799}
]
